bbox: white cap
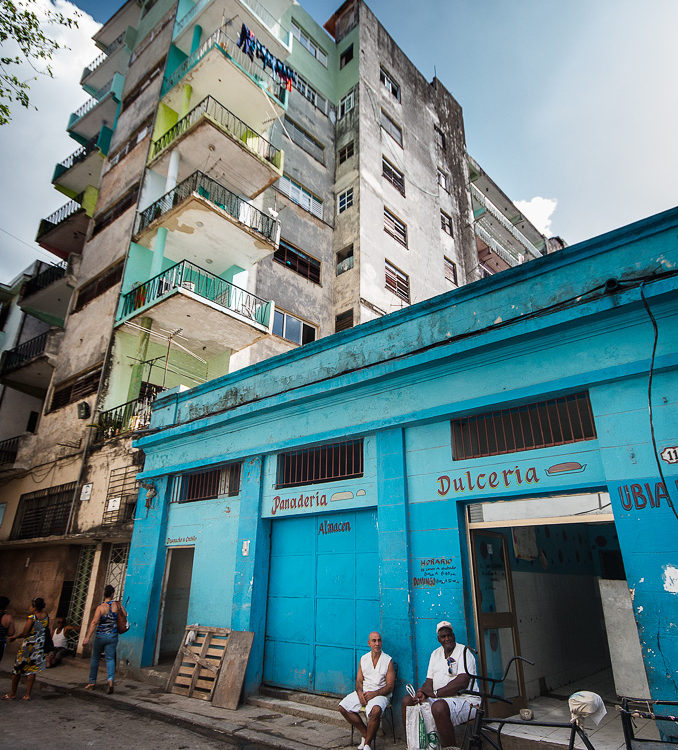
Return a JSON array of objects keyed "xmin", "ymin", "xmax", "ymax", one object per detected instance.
[{"xmin": 436, "ymin": 621, "xmax": 453, "ymax": 633}]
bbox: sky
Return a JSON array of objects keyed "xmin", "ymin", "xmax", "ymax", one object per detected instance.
[{"xmin": 1, "ymin": 0, "xmax": 677, "ymax": 283}]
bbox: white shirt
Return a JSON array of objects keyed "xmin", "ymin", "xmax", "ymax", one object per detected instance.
[
  {"xmin": 52, "ymin": 629, "xmax": 68, "ymax": 649},
  {"xmin": 360, "ymin": 651, "xmax": 392, "ymax": 693},
  {"xmin": 426, "ymin": 643, "xmax": 478, "ymax": 697}
]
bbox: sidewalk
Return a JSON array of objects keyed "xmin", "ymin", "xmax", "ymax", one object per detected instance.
[{"xmin": 0, "ymin": 655, "xmax": 405, "ymax": 750}]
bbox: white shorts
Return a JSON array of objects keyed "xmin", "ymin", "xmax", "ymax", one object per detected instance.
[
  {"xmin": 340, "ymin": 691, "xmax": 390, "ymax": 716},
  {"xmin": 427, "ymin": 696, "xmax": 479, "ymax": 726}
]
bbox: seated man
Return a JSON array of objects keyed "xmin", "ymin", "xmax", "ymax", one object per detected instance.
[
  {"xmin": 339, "ymin": 631, "xmax": 396, "ymax": 750},
  {"xmin": 401, "ymin": 621, "xmax": 479, "ymax": 749}
]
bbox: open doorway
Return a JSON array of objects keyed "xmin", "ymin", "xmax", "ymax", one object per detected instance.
[
  {"xmin": 467, "ymin": 492, "xmax": 625, "ymax": 714},
  {"xmin": 156, "ymin": 546, "xmax": 194, "ymax": 664}
]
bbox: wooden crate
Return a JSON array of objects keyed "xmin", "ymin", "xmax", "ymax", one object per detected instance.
[{"xmin": 167, "ymin": 626, "xmax": 231, "ymax": 701}]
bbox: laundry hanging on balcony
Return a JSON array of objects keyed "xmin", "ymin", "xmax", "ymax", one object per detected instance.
[{"xmin": 236, "ymin": 23, "xmax": 297, "ymax": 91}]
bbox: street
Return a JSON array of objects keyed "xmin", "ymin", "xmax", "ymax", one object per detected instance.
[{"xmin": 0, "ymin": 684, "xmax": 252, "ymax": 750}]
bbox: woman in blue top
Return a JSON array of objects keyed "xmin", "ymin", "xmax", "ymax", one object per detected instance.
[{"xmin": 83, "ymin": 584, "xmax": 127, "ymax": 693}]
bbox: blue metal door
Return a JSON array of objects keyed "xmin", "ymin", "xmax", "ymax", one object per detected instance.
[{"xmin": 264, "ymin": 509, "xmax": 379, "ymax": 695}]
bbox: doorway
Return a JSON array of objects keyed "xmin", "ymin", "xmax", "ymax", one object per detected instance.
[{"xmin": 156, "ymin": 547, "xmax": 194, "ymax": 664}]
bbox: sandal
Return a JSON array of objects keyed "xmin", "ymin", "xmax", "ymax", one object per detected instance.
[
  {"xmin": 85, "ymin": 683, "xmax": 96, "ymax": 690},
  {"xmin": 21, "ymin": 695, "xmax": 31, "ymax": 701},
  {"xmin": 1, "ymin": 693, "xmax": 16, "ymax": 700}
]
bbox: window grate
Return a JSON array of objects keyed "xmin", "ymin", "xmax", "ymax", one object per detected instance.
[
  {"xmin": 11, "ymin": 482, "xmax": 76, "ymax": 539},
  {"xmin": 451, "ymin": 392, "xmax": 597, "ymax": 460},
  {"xmin": 102, "ymin": 465, "xmax": 139, "ymax": 525},
  {"xmin": 274, "ymin": 240, "xmax": 321, "ymax": 284},
  {"xmin": 73, "ymin": 261, "xmax": 124, "ymax": 313},
  {"xmin": 276, "ymin": 439, "xmax": 363, "ymax": 488},
  {"xmin": 170, "ymin": 463, "xmax": 241, "ymax": 503},
  {"xmin": 105, "ymin": 543, "xmax": 129, "ymax": 600},
  {"xmin": 50, "ymin": 366, "xmax": 101, "ymax": 411}
]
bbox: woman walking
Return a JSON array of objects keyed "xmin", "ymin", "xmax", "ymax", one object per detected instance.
[
  {"xmin": 0, "ymin": 596, "xmax": 16, "ymax": 664},
  {"xmin": 2, "ymin": 597, "xmax": 49, "ymax": 700},
  {"xmin": 83, "ymin": 584, "xmax": 126, "ymax": 693}
]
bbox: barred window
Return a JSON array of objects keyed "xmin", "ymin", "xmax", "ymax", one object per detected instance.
[
  {"xmin": 444, "ymin": 257, "xmax": 458, "ymax": 285},
  {"xmin": 49, "ymin": 366, "xmax": 102, "ymax": 412},
  {"xmin": 274, "ymin": 239, "xmax": 321, "ymax": 284},
  {"xmin": 339, "ymin": 90, "xmax": 355, "ymax": 119},
  {"xmin": 283, "ymin": 116, "xmax": 325, "ymax": 163},
  {"xmin": 338, "ymin": 187, "xmax": 354, "ymax": 213},
  {"xmin": 11, "ymin": 482, "xmax": 76, "ymax": 540},
  {"xmin": 276, "ymin": 438, "xmax": 363, "ymax": 488},
  {"xmin": 338, "ymin": 140, "xmax": 354, "ymax": 164},
  {"xmin": 441, "ymin": 210, "xmax": 453, "ymax": 236},
  {"xmin": 92, "ymin": 183, "xmax": 139, "ymax": 237},
  {"xmin": 382, "ymin": 157, "xmax": 405, "ymax": 196},
  {"xmin": 381, "ymin": 110, "xmax": 402, "ymax": 147},
  {"xmin": 451, "ymin": 392, "xmax": 597, "ymax": 460},
  {"xmin": 385, "ymin": 259, "xmax": 409, "ymax": 302},
  {"xmin": 108, "ymin": 117, "xmax": 152, "ymax": 167},
  {"xmin": 278, "ymin": 175, "xmax": 323, "ymax": 219},
  {"xmin": 73, "ymin": 261, "xmax": 124, "ymax": 312},
  {"xmin": 170, "ymin": 463, "xmax": 241, "ymax": 503},
  {"xmin": 380, "ymin": 67, "xmax": 400, "ymax": 101},
  {"xmin": 384, "ymin": 207, "xmax": 407, "ymax": 247}
]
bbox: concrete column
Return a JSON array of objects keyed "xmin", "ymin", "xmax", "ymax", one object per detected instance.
[
  {"xmin": 165, "ymin": 150, "xmax": 180, "ymax": 193},
  {"xmin": 230, "ymin": 456, "xmax": 269, "ymax": 696},
  {"xmin": 376, "ymin": 428, "xmax": 416, "ymax": 702},
  {"xmin": 149, "ymin": 227, "xmax": 168, "ymax": 278},
  {"xmin": 126, "ymin": 316, "xmax": 152, "ymax": 402},
  {"xmin": 190, "ymin": 24, "xmax": 202, "ymax": 55}
]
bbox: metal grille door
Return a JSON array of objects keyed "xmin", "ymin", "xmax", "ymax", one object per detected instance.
[
  {"xmin": 66, "ymin": 545, "xmax": 95, "ymax": 649},
  {"xmin": 106, "ymin": 543, "xmax": 130, "ymax": 601}
]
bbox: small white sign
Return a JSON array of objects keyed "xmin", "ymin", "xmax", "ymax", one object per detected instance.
[
  {"xmin": 660, "ymin": 446, "xmax": 678, "ymax": 464},
  {"xmin": 107, "ymin": 496, "xmax": 121, "ymax": 512},
  {"xmin": 80, "ymin": 483, "xmax": 92, "ymax": 501},
  {"xmin": 242, "ymin": 540, "xmax": 250, "ymax": 556}
]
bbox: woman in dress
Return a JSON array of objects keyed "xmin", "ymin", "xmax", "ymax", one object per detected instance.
[
  {"xmin": 83, "ymin": 584, "xmax": 126, "ymax": 693},
  {"xmin": 2, "ymin": 597, "xmax": 49, "ymax": 700}
]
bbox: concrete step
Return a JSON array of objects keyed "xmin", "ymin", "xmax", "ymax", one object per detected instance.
[
  {"xmin": 247, "ymin": 694, "xmax": 346, "ymax": 728},
  {"xmin": 259, "ymin": 685, "xmax": 341, "ymax": 711}
]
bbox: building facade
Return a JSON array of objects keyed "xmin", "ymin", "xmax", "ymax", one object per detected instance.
[
  {"xmin": 0, "ymin": 0, "xmax": 544, "ymax": 652},
  {"xmin": 123, "ymin": 208, "xmax": 677, "ymax": 709}
]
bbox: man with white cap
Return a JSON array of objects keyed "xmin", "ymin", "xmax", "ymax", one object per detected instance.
[
  {"xmin": 339, "ymin": 631, "xmax": 396, "ymax": 750},
  {"xmin": 401, "ymin": 621, "xmax": 480, "ymax": 749}
]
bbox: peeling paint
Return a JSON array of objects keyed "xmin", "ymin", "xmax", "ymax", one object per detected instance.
[{"xmin": 662, "ymin": 564, "xmax": 678, "ymax": 593}]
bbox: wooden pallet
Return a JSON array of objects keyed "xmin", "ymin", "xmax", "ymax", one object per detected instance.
[{"xmin": 167, "ymin": 626, "xmax": 231, "ymax": 701}]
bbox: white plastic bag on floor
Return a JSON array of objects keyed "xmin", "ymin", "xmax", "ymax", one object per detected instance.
[
  {"xmin": 568, "ymin": 691, "xmax": 607, "ymax": 726},
  {"xmin": 406, "ymin": 702, "xmax": 441, "ymax": 750}
]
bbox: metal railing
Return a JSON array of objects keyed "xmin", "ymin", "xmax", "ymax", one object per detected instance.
[
  {"xmin": 72, "ymin": 96, "xmax": 98, "ymax": 120},
  {"xmin": 23, "ymin": 262, "xmax": 67, "ymax": 298},
  {"xmin": 475, "ymin": 223, "xmax": 520, "ymax": 269},
  {"xmin": 162, "ymin": 26, "xmax": 286, "ymax": 105},
  {"xmin": 94, "ymin": 391, "xmax": 164, "ymax": 443},
  {"xmin": 82, "ymin": 30, "xmax": 127, "ymax": 79},
  {"xmin": 471, "ymin": 183, "xmax": 543, "ymax": 258},
  {"xmin": 136, "ymin": 170, "xmax": 279, "ymax": 240},
  {"xmin": 57, "ymin": 136, "xmax": 100, "ymax": 172},
  {"xmin": 150, "ymin": 95, "xmax": 281, "ymax": 166},
  {"xmin": 1, "ymin": 331, "xmax": 49, "ymax": 373},
  {"xmin": 0, "ymin": 436, "xmax": 20, "ymax": 465},
  {"xmin": 37, "ymin": 197, "xmax": 84, "ymax": 235},
  {"xmin": 119, "ymin": 259, "xmax": 273, "ymax": 327}
]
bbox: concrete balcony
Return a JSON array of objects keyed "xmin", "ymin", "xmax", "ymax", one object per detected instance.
[
  {"xmin": 93, "ymin": 389, "xmax": 164, "ymax": 444},
  {"xmin": 135, "ymin": 171, "xmax": 280, "ymax": 271},
  {"xmin": 35, "ymin": 198, "xmax": 90, "ymax": 260},
  {"xmin": 52, "ymin": 135, "xmax": 105, "ymax": 198},
  {"xmin": 92, "ymin": 0, "xmax": 141, "ymax": 50},
  {"xmin": 149, "ymin": 95, "xmax": 283, "ymax": 199},
  {"xmin": 67, "ymin": 74, "xmax": 123, "ymax": 147},
  {"xmin": 0, "ymin": 434, "xmax": 31, "ymax": 476},
  {"xmin": 117, "ymin": 259, "xmax": 273, "ymax": 354},
  {"xmin": 174, "ymin": 0, "xmax": 293, "ymax": 60},
  {"xmin": 81, "ymin": 30, "xmax": 131, "ymax": 96},
  {"xmin": 162, "ymin": 27, "xmax": 287, "ymax": 135},
  {"xmin": 20, "ymin": 262, "xmax": 72, "ymax": 327},
  {"xmin": 475, "ymin": 224, "xmax": 518, "ymax": 275},
  {"xmin": 0, "ymin": 329, "xmax": 63, "ymax": 397}
]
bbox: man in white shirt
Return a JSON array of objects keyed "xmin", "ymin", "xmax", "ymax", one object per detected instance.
[
  {"xmin": 401, "ymin": 621, "xmax": 480, "ymax": 749},
  {"xmin": 339, "ymin": 631, "xmax": 396, "ymax": 750}
]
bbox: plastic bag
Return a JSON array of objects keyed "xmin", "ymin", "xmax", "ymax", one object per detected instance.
[
  {"xmin": 568, "ymin": 691, "xmax": 607, "ymax": 726},
  {"xmin": 406, "ymin": 702, "xmax": 441, "ymax": 750}
]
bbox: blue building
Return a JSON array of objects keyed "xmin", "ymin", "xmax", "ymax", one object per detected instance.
[{"xmin": 120, "ymin": 207, "xmax": 678, "ymax": 708}]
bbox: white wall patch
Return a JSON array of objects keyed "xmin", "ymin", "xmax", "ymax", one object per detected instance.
[{"xmin": 662, "ymin": 565, "xmax": 678, "ymax": 593}]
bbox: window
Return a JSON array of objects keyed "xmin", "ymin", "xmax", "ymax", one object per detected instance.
[
  {"xmin": 291, "ymin": 20, "xmax": 327, "ymax": 66},
  {"xmin": 276, "ymin": 438, "xmax": 363, "ymax": 488},
  {"xmin": 441, "ymin": 210, "xmax": 453, "ymax": 236},
  {"xmin": 283, "ymin": 116, "xmax": 325, "ymax": 163},
  {"xmin": 451, "ymin": 392, "xmax": 597, "ymax": 461},
  {"xmin": 381, "ymin": 110, "xmax": 403, "ymax": 147},
  {"xmin": 274, "ymin": 239, "xmax": 321, "ymax": 284},
  {"xmin": 382, "ymin": 157, "xmax": 405, "ymax": 195},
  {"xmin": 121, "ymin": 61, "xmax": 163, "ymax": 112},
  {"xmin": 340, "ymin": 44, "xmax": 353, "ymax": 68},
  {"xmin": 293, "ymin": 73, "xmax": 329, "ymax": 115},
  {"xmin": 444, "ymin": 257, "xmax": 458, "ymax": 285},
  {"xmin": 108, "ymin": 117, "xmax": 153, "ymax": 167},
  {"xmin": 170, "ymin": 463, "xmax": 241, "ymax": 503},
  {"xmin": 103, "ymin": 465, "xmax": 139, "ymax": 525},
  {"xmin": 273, "ymin": 309, "xmax": 316, "ymax": 345},
  {"xmin": 49, "ymin": 366, "xmax": 102, "ymax": 412},
  {"xmin": 339, "ymin": 89, "xmax": 355, "ymax": 119},
  {"xmin": 338, "ymin": 140, "xmax": 354, "ymax": 164},
  {"xmin": 93, "ymin": 183, "xmax": 139, "ymax": 237},
  {"xmin": 73, "ymin": 261, "xmax": 124, "ymax": 312},
  {"xmin": 338, "ymin": 187, "xmax": 354, "ymax": 213},
  {"xmin": 434, "ymin": 125, "xmax": 446, "ymax": 151},
  {"xmin": 384, "ymin": 207, "xmax": 407, "ymax": 247},
  {"xmin": 385, "ymin": 259, "xmax": 409, "ymax": 302},
  {"xmin": 336, "ymin": 244, "xmax": 354, "ymax": 275},
  {"xmin": 278, "ymin": 175, "xmax": 323, "ymax": 219},
  {"xmin": 11, "ymin": 482, "xmax": 77, "ymax": 540},
  {"xmin": 380, "ymin": 67, "xmax": 400, "ymax": 101},
  {"xmin": 335, "ymin": 309, "xmax": 353, "ymax": 332},
  {"xmin": 437, "ymin": 169, "xmax": 450, "ymax": 192}
]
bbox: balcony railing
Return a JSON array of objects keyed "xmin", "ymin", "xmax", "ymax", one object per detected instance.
[
  {"xmin": 150, "ymin": 94, "xmax": 281, "ymax": 166},
  {"xmin": 136, "ymin": 170, "xmax": 279, "ymax": 240},
  {"xmin": 241, "ymin": 0, "xmax": 291, "ymax": 46},
  {"xmin": 1, "ymin": 332, "xmax": 49, "ymax": 373},
  {"xmin": 119, "ymin": 259, "xmax": 273, "ymax": 327},
  {"xmin": 23, "ymin": 262, "xmax": 67, "ymax": 299},
  {"xmin": 0, "ymin": 436, "xmax": 21, "ymax": 465},
  {"xmin": 475, "ymin": 223, "xmax": 520, "ymax": 269},
  {"xmin": 82, "ymin": 30, "xmax": 127, "ymax": 79},
  {"xmin": 72, "ymin": 96, "xmax": 98, "ymax": 120},
  {"xmin": 162, "ymin": 26, "xmax": 286, "ymax": 105},
  {"xmin": 94, "ymin": 390, "xmax": 164, "ymax": 443},
  {"xmin": 36, "ymin": 197, "xmax": 84, "ymax": 238},
  {"xmin": 57, "ymin": 136, "xmax": 100, "ymax": 172}
]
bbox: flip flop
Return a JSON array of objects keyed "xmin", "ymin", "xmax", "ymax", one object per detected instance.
[
  {"xmin": 2, "ymin": 694, "xmax": 16, "ymax": 700},
  {"xmin": 21, "ymin": 695, "xmax": 31, "ymax": 701}
]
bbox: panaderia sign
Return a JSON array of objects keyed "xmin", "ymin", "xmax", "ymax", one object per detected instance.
[{"xmin": 263, "ymin": 483, "xmax": 372, "ymax": 518}]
